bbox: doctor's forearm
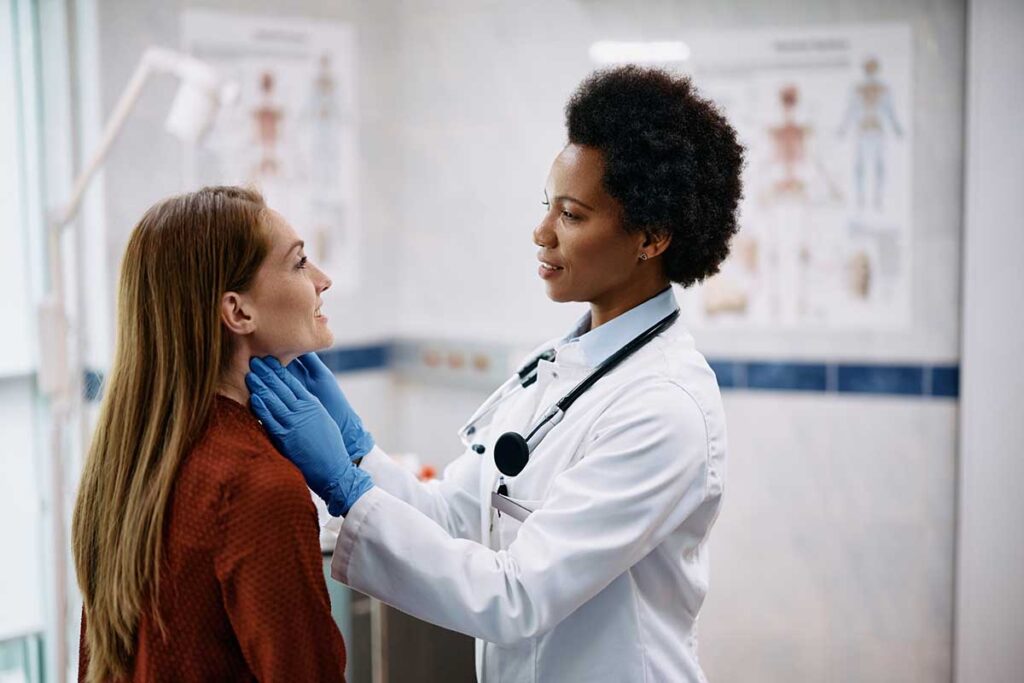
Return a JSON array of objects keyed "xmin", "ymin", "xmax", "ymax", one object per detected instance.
[
  {"xmin": 357, "ymin": 447, "xmax": 478, "ymax": 540},
  {"xmin": 332, "ymin": 489, "xmax": 569, "ymax": 645}
]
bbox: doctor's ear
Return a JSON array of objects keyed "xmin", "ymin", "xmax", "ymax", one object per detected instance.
[
  {"xmin": 639, "ymin": 230, "xmax": 672, "ymax": 260},
  {"xmin": 220, "ymin": 291, "xmax": 256, "ymax": 336}
]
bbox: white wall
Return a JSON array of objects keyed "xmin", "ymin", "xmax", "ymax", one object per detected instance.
[
  {"xmin": 955, "ymin": 0, "xmax": 1024, "ymax": 679},
  {"xmin": 0, "ymin": 0, "xmax": 54, "ymax": 658},
  {"xmin": 0, "ymin": 379, "xmax": 45, "ymax": 643},
  {"xmin": 704, "ymin": 393, "xmax": 956, "ymax": 680},
  {"xmin": 389, "ymin": 0, "xmax": 965, "ymax": 364},
  {"xmin": 0, "ymin": 0, "xmax": 34, "ymax": 377}
]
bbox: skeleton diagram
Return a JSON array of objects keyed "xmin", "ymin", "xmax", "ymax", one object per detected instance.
[
  {"xmin": 306, "ymin": 54, "xmax": 343, "ymax": 191},
  {"xmin": 303, "ymin": 54, "xmax": 348, "ymax": 265},
  {"xmin": 252, "ymin": 71, "xmax": 284, "ymax": 177},
  {"xmin": 838, "ymin": 57, "xmax": 904, "ymax": 210},
  {"xmin": 768, "ymin": 85, "xmax": 810, "ymax": 199}
]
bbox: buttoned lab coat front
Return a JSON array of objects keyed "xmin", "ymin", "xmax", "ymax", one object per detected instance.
[{"xmin": 330, "ymin": 298, "xmax": 727, "ymax": 682}]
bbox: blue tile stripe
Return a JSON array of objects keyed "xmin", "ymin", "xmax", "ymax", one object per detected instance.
[
  {"xmin": 837, "ymin": 364, "xmax": 923, "ymax": 396},
  {"xmin": 747, "ymin": 361, "xmax": 828, "ymax": 392},
  {"xmin": 705, "ymin": 359, "xmax": 959, "ymax": 398},
  {"xmin": 930, "ymin": 366, "xmax": 960, "ymax": 397},
  {"xmin": 81, "ymin": 343, "xmax": 393, "ymax": 402},
  {"xmin": 80, "ymin": 344, "xmax": 959, "ymax": 401},
  {"xmin": 84, "ymin": 369, "xmax": 104, "ymax": 402},
  {"xmin": 316, "ymin": 344, "xmax": 391, "ymax": 374}
]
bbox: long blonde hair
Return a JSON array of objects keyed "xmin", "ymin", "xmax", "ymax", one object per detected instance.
[{"xmin": 71, "ymin": 186, "xmax": 269, "ymax": 681}]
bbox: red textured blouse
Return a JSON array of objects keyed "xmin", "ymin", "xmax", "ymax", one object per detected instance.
[{"xmin": 78, "ymin": 395, "xmax": 346, "ymax": 682}]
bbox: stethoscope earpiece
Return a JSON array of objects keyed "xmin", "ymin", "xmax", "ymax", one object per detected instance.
[{"xmin": 494, "ymin": 431, "xmax": 531, "ymax": 477}]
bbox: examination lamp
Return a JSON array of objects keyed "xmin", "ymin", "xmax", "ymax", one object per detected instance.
[
  {"xmin": 37, "ymin": 46, "xmax": 236, "ymax": 678},
  {"xmin": 38, "ymin": 46, "xmax": 237, "ymax": 399}
]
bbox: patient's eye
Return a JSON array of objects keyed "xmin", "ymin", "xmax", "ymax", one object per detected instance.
[{"xmin": 297, "ymin": 256, "xmax": 308, "ymax": 269}]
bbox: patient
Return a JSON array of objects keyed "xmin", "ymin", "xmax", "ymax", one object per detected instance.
[{"xmin": 71, "ymin": 186, "xmax": 346, "ymax": 682}]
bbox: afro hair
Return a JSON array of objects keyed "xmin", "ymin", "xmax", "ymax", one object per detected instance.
[{"xmin": 565, "ymin": 65, "xmax": 744, "ymax": 286}]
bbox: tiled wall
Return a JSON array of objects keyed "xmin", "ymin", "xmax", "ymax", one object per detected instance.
[
  {"xmin": 711, "ymin": 359, "xmax": 959, "ymax": 397},
  {"xmin": 703, "ymin": 392, "xmax": 956, "ymax": 681},
  {"xmin": 375, "ymin": 348, "xmax": 959, "ymax": 682}
]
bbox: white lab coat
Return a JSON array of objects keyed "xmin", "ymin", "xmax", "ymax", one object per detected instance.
[{"xmin": 331, "ymin": 295, "xmax": 726, "ymax": 682}]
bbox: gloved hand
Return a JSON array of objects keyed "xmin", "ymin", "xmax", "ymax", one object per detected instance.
[
  {"xmin": 286, "ymin": 352, "xmax": 375, "ymax": 461},
  {"xmin": 247, "ymin": 356, "xmax": 374, "ymax": 516}
]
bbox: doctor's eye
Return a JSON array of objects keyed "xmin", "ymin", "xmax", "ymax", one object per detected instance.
[
  {"xmin": 296, "ymin": 256, "xmax": 308, "ymax": 269},
  {"xmin": 561, "ymin": 209, "xmax": 579, "ymax": 222}
]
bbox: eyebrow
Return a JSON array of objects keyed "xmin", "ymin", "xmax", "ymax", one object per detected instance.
[
  {"xmin": 549, "ymin": 192, "xmax": 596, "ymax": 212},
  {"xmin": 284, "ymin": 240, "xmax": 304, "ymax": 261}
]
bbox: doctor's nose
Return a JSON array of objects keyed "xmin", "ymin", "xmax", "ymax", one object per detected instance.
[{"xmin": 533, "ymin": 215, "xmax": 557, "ymax": 249}]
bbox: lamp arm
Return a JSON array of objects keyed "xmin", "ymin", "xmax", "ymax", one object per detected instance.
[
  {"xmin": 54, "ymin": 46, "xmax": 229, "ymax": 230},
  {"xmin": 51, "ymin": 50, "xmax": 161, "ymax": 229}
]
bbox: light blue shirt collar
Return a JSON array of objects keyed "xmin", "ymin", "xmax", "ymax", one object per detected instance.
[{"xmin": 557, "ymin": 287, "xmax": 679, "ymax": 367}]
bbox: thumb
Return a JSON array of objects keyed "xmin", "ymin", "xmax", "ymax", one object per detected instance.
[
  {"xmin": 303, "ymin": 351, "xmax": 333, "ymax": 378},
  {"xmin": 286, "ymin": 355, "xmax": 314, "ymax": 385}
]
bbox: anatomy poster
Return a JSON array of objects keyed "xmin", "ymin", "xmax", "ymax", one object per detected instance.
[
  {"xmin": 182, "ymin": 11, "xmax": 359, "ymax": 292},
  {"xmin": 680, "ymin": 24, "xmax": 912, "ymax": 329}
]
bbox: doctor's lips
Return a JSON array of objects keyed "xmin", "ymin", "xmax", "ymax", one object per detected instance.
[
  {"xmin": 537, "ymin": 255, "xmax": 564, "ymax": 279},
  {"xmin": 314, "ymin": 302, "xmax": 327, "ymax": 322}
]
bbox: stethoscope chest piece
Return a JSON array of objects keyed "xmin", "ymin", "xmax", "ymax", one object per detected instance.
[{"xmin": 494, "ymin": 431, "xmax": 530, "ymax": 476}]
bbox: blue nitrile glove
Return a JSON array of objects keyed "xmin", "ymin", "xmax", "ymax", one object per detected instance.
[
  {"xmin": 247, "ymin": 356, "xmax": 374, "ymax": 516},
  {"xmin": 286, "ymin": 352, "xmax": 375, "ymax": 462}
]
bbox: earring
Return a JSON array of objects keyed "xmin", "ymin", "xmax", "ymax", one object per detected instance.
[{"xmin": 639, "ymin": 252, "xmax": 648, "ymax": 261}]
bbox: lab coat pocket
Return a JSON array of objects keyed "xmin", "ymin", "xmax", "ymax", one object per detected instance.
[{"xmin": 495, "ymin": 497, "xmax": 544, "ymax": 549}]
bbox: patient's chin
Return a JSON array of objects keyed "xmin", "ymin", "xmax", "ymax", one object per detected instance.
[
  {"xmin": 259, "ymin": 327, "xmax": 334, "ymax": 366},
  {"xmin": 315, "ymin": 327, "xmax": 334, "ymax": 350},
  {"xmin": 293, "ymin": 332, "xmax": 334, "ymax": 360}
]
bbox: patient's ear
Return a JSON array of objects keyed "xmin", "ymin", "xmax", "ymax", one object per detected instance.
[{"xmin": 220, "ymin": 291, "xmax": 256, "ymax": 336}]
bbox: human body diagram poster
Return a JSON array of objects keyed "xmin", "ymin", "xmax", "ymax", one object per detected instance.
[
  {"xmin": 681, "ymin": 24, "xmax": 912, "ymax": 330},
  {"xmin": 182, "ymin": 11, "xmax": 359, "ymax": 292}
]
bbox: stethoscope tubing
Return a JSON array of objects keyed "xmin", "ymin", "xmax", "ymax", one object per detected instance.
[
  {"xmin": 494, "ymin": 308, "xmax": 680, "ymax": 476},
  {"xmin": 460, "ymin": 301, "xmax": 680, "ymax": 478}
]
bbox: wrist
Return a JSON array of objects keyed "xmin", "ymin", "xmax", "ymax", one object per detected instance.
[
  {"xmin": 348, "ymin": 431, "xmax": 375, "ymax": 462},
  {"xmin": 324, "ymin": 466, "xmax": 374, "ymax": 517}
]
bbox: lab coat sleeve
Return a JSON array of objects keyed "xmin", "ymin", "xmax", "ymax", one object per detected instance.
[
  {"xmin": 332, "ymin": 380, "xmax": 716, "ymax": 645},
  {"xmin": 358, "ymin": 444, "xmax": 484, "ymax": 542}
]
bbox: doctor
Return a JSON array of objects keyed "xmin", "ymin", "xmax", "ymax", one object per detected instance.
[{"xmin": 247, "ymin": 65, "xmax": 744, "ymax": 682}]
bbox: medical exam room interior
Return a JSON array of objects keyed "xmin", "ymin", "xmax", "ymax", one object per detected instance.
[{"xmin": 1, "ymin": 0, "xmax": 1021, "ymax": 681}]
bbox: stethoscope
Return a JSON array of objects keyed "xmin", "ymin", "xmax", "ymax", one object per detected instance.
[{"xmin": 458, "ymin": 308, "xmax": 680, "ymax": 478}]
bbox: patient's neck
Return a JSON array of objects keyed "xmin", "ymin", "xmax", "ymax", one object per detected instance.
[
  {"xmin": 217, "ymin": 343, "xmax": 298, "ymax": 406},
  {"xmin": 218, "ymin": 348, "xmax": 251, "ymax": 406}
]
